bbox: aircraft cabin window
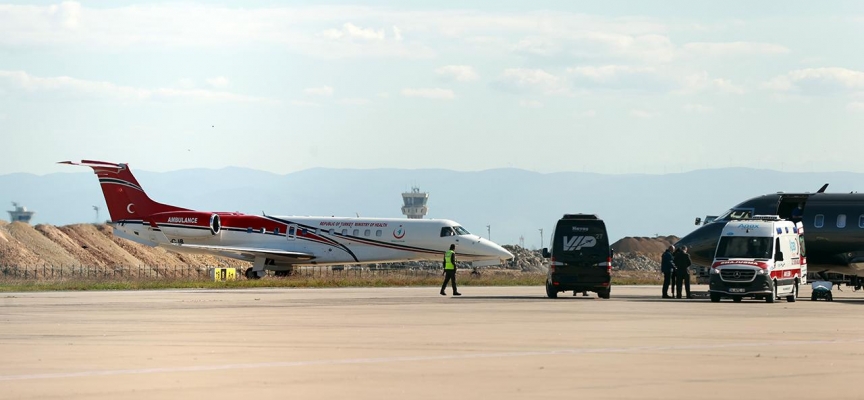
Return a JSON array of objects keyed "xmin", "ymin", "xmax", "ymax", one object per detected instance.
[
  {"xmin": 352, "ymin": 229, "xmax": 359, "ymax": 236},
  {"xmin": 364, "ymin": 229, "xmax": 371, "ymax": 236},
  {"xmin": 859, "ymin": 215, "xmax": 864, "ymax": 228},
  {"xmin": 376, "ymin": 230, "xmax": 382, "ymax": 237},
  {"xmin": 814, "ymin": 214, "xmax": 824, "ymax": 228},
  {"xmin": 838, "ymin": 214, "xmax": 847, "ymax": 228},
  {"xmin": 341, "ymin": 229, "xmax": 347, "ymax": 235},
  {"xmin": 301, "ymin": 228, "xmax": 308, "ymax": 235},
  {"xmin": 440, "ymin": 227, "xmax": 455, "ymax": 237},
  {"xmin": 274, "ymin": 227, "xmax": 280, "ymax": 235}
]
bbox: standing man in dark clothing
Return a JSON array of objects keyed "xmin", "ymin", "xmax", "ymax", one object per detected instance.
[
  {"xmin": 441, "ymin": 244, "xmax": 461, "ymax": 296},
  {"xmin": 673, "ymin": 246, "xmax": 693, "ymax": 299},
  {"xmin": 661, "ymin": 246, "xmax": 676, "ymax": 298}
]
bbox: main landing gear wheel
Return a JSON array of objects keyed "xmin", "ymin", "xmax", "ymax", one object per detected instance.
[{"xmin": 245, "ymin": 268, "xmax": 261, "ymax": 280}]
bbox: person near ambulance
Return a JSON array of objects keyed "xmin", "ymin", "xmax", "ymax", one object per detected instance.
[
  {"xmin": 441, "ymin": 244, "xmax": 461, "ymax": 296},
  {"xmin": 673, "ymin": 246, "xmax": 693, "ymax": 299},
  {"xmin": 661, "ymin": 246, "xmax": 676, "ymax": 298}
]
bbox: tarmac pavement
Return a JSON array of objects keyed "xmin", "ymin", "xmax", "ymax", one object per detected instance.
[{"xmin": 2, "ymin": 284, "xmax": 864, "ymax": 399}]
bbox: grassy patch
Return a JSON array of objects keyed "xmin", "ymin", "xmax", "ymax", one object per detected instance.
[{"xmin": 0, "ymin": 271, "xmax": 659, "ymax": 292}]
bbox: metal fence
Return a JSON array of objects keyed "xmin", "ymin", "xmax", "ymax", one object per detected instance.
[{"xmin": 0, "ymin": 265, "xmax": 454, "ymax": 281}]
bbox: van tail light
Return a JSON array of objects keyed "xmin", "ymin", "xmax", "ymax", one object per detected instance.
[
  {"xmin": 549, "ymin": 256, "xmax": 555, "ymax": 273},
  {"xmin": 606, "ymin": 257, "xmax": 612, "ymax": 273}
]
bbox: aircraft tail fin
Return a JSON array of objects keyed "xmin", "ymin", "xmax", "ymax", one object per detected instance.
[{"xmin": 60, "ymin": 160, "xmax": 188, "ymax": 222}]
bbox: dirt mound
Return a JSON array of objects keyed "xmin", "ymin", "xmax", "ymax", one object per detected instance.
[
  {"xmin": 612, "ymin": 236, "xmax": 680, "ymax": 260},
  {"xmin": 0, "ymin": 221, "xmax": 252, "ymax": 270},
  {"xmin": 3, "ymin": 222, "xmax": 79, "ymax": 266}
]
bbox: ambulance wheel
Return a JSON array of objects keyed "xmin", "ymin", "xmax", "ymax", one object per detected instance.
[
  {"xmin": 786, "ymin": 283, "xmax": 797, "ymax": 302},
  {"xmin": 766, "ymin": 282, "xmax": 776, "ymax": 303},
  {"xmin": 811, "ymin": 293, "xmax": 817, "ymax": 301},
  {"xmin": 245, "ymin": 268, "xmax": 261, "ymax": 280},
  {"xmin": 732, "ymin": 296, "xmax": 742, "ymax": 303},
  {"xmin": 710, "ymin": 293, "xmax": 721, "ymax": 303},
  {"xmin": 545, "ymin": 281, "xmax": 558, "ymax": 299},
  {"xmin": 597, "ymin": 288, "xmax": 611, "ymax": 299},
  {"xmin": 826, "ymin": 292, "xmax": 833, "ymax": 302}
]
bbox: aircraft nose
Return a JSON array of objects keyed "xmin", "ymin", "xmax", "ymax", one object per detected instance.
[
  {"xmin": 481, "ymin": 238, "xmax": 513, "ymax": 260},
  {"xmin": 675, "ymin": 222, "xmax": 725, "ymax": 267}
]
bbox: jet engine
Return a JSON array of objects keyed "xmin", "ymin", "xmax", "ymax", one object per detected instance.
[{"xmin": 150, "ymin": 211, "xmax": 222, "ymax": 240}]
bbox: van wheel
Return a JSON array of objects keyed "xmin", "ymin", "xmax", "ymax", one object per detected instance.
[
  {"xmin": 811, "ymin": 293, "xmax": 817, "ymax": 301},
  {"xmin": 710, "ymin": 293, "xmax": 721, "ymax": 303},
  {"xmin": 732, "ymin": 296, "xmax": 742, "ymax": 303},
  {"xmin": 826, "ymin": 292, "xmax": 833, "ymax": 302},
  {"xmin": 597, "ymin": 288, "xmax": 611, "ymax": 299},
  {"xmin": 545, "ymin": 281, "xmax": 558, "ymax": 299}
]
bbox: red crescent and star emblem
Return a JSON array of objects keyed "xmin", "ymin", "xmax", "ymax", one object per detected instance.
[{"xmin": 393, "ymin": 225, "xmax": 405, "ymax": 239}]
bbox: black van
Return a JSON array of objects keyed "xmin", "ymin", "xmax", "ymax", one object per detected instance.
[{"xmin": 541, "ymin": 214, "xmax": 613, "ymax": 299}]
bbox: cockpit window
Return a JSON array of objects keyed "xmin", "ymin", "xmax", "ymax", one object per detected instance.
[
  {"xmin": 441, "ymin": 226, "xmax": 470, "ymax": 237},
  {"xmin": 453, "ymin": 226, "xmax": 470, "ymax": 235},
  {"xmin": 717, "ymin": 209, "xmax": 753, "ymax": 221}
]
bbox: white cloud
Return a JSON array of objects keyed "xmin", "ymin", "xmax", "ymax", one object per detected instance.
[
  {"xmin": 683, "ymin": 103, "xmax": 714, "ymax": 113},
  {"xmin": 305, "ymin": 86, "xmax": 334, "ymax": 96},
  {"xmin": 519, "ymin": 99, "xmax": 543, "ymax": 108},
  {"xmin": 682, "ymin": 42, "xmax": 790, "ymax": 57},
  {"xmin": 206, "ymin": 76, "xmax": 230, "ymax": 88},
  {"xmin": 512, "ymin": 38, "xmax": 560, "ymax": 56},
  {"xmin": 377, "ymin": 92, "xmax": 390, "ymax": 98},
  {"xmin": 290, "ymin": 100, "xmax": 320, "ymax": 107},
  {"xmin": 679, "ymin": 72, "xmax": 745, "ymax": 94},
  {"xmin": 435, "ymin": 65, "xmax": 479, "ymax": 82},
  {"xmin": 493, "ymin": 68, "xmax": 565, "ymax": 95},
  {"xmin": 764, "ymin": 67, "xmax": 864, "ymax": 94},
  {"xmin": 401, "ymin": 88, "xmax": 455, "ymax": 99},
  {"xmin": 630, "ymin": 109, "xmax": 657, "ymax": 118},
  {"xmin": 0, "ymin": 70, "xmax": 266, "ymax": 103},
  {"xmin": 338, "ymin": 97, "xmax": 370, "ymax": 106},
  {"xmin": 848, "ymin": 102, "xmax": 864, "ymax": 112},
  {"xmin": 322, "ymin": 23, "xmax": 385, "ymax": 41},
  {"xmin": 578, "ymin": 110, "xmax": 597, "ymax": 118},
  {"xmin": 392, "ymin": 26, "xmax": 402, "ymax": 41},
  {"xmin": 567, "ymin": 65, "xmax": 671, "ymax": 92}
]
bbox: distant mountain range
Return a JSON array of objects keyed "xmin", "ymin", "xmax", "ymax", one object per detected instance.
[{"xmin": 1, "ymin": 167, "xmax": 862, "ymax": 247}]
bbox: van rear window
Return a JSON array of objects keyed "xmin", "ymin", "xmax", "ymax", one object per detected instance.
[{"xmin": 552, "ymin": 222, "xmax": 609, "ymax": 258}]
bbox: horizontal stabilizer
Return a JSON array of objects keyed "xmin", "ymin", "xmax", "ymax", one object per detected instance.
[{"xmin": 159, "ymin": 243, "xmax": 316, "ymax": 263}]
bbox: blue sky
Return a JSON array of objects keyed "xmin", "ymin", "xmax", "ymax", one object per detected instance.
[{"xmin": 1, "ymin": 1, "xmax": 863, "ymax": 175}]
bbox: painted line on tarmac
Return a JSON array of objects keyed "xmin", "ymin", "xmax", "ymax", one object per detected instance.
[{"xmin": 2, "ymin": 339, "xmax": 862, "ymax": 381}]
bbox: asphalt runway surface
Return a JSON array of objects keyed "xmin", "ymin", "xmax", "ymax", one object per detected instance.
[{"xmin": 3, "ymin": 284, "xmax": 864, "ymax": 400}]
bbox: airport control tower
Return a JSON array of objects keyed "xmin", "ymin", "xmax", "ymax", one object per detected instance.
[
  {"xmin": 8, "ymin": 202, "xmax": 35, "ymax": 224},
  {"xmin": 401, "ymin": 187, "xmax": 429, "ymax": 219}
]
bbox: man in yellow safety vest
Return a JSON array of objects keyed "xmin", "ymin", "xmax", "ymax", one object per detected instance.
[{"xmin": 440, "ymin": 244, "xmax": 461, "ymax": 296}]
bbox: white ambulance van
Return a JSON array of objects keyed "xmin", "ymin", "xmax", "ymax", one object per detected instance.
[{"xmin": 708, "ymin": 216, "xmax": 807, "ymax": 303}]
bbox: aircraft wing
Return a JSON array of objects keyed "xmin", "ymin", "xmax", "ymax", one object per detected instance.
[{"xmin": 159, "ymin": 243, "xmax": 316, "ymax": 263}]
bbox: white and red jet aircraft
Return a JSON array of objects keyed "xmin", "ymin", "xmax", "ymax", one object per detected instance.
[{"xmin": 63, "ymin": 160, "xmax": 513, "ymax": 279}]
